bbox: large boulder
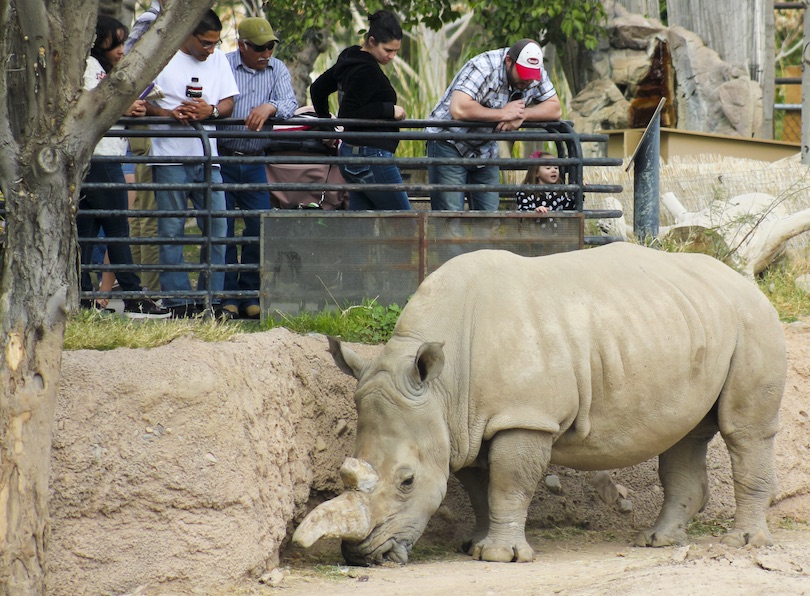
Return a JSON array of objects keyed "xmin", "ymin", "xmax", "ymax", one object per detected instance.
[{"xmin": 569, "ymin": 5, "xmax": 762, "ymax": 153}]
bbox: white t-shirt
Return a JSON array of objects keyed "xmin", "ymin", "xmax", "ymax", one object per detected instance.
[
  {"xmin": 83, "ymin": 56, "xmax": 129, "ymax": 157},
  {"xmin": 150, "ymin": 49, "xmax": 239, "ymax": 162}
]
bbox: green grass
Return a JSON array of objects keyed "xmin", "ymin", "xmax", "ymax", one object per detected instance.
[
  {"xmin": 686, "ymin": 518, "xmax": 733, "ymax": 538},
  {"xmin": 777, "ymin": 516, "xmax": 810, "ymax": 530},
  {"xmin": 756, "ymin": 258, "xmax": 810, "ymax": 322},
  {"xmin": 65, "ymin": 245, "xmax": 810, "ymax": 351},
  {"xmin": 64, "ymin": 298, "xmax": 402, "ymax": 351}
]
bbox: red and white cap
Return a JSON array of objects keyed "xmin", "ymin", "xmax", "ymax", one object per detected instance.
[{"xmin": 509, "ymin": 39, "xmax": 543, "ymax": 81}]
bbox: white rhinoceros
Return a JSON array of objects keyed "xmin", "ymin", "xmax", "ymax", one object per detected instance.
[{"xmin": 292, "ymin": 243, "xmax": 786, "ymax": 565}]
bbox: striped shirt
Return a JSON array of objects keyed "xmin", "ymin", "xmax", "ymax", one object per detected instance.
[
  {"xmin": 218, "ymin": 50, "xmax": 298, "ymax": 154},
  {"xmin": 426, "ymin": 48, "xmax": 557, "ymax": 159}
]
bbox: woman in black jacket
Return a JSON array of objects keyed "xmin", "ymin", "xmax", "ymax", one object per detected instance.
[{"xmin": 310, "ymin": 10, "xmax": 410, "ymax": 210}]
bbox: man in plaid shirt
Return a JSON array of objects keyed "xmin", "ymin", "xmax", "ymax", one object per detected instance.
[{"xmin": 426, "ymin": 39, "xmax": 561, "ymax": 211}]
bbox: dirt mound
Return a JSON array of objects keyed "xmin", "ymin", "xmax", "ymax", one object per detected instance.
[{"xmin": 49, "ymin": 323, "xmax": 810, "ymax": 594}]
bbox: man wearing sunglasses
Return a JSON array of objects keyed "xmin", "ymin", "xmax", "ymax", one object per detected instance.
[
  {"xmin": 145, "ymin": 9, "xmax": 240, "ymax": 319},
  {"xmin": 217, "ymin": 17, "xmax": 298, "ymax": 320}
]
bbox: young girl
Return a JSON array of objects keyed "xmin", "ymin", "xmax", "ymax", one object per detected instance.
[
  {"xmin": 79, "ymin": 15, "xmax": 169, "ymax": 318},
  {"xmin": 515, "ymin": 151, "xmax": 576, "ymax": 212},
  {"xmin": 310, "ymin": 10, "xmax": 410, "ymax": 211}
]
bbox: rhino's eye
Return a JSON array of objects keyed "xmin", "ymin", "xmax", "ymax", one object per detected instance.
[{"xmin": 400, "ymin": 476, "xmax": 415, "ymax": 491}]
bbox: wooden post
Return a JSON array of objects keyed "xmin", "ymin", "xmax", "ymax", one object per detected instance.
[{"xmin": 803, "ymin": 0, "xmax": 810, "ymax": 163}]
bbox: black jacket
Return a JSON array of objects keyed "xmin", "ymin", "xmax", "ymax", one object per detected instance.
[{"xmin": 310, "ymin": 45, "xmax": 399, "ymax": 152}]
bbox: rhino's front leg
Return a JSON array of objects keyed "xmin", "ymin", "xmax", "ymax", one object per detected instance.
[
  {"xmin": 454, "ymin": 466, "xmax": 489, "ymax": 555},
  {"xmin": 472, "ymin": 428, "xmax": 552, "ymax": 563}
]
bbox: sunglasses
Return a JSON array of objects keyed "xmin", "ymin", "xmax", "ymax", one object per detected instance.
[
  {"xmin": 195, "ymin": 35, "xmax": 222, "ymax": 49},
  {"xmin": 244, "ymin": 40, "xmax": 277, "ymax": 52}
]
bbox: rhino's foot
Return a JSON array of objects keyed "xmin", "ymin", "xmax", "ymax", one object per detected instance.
[
  {"xmin": 471, "ymin": 538, "xmax": 534, "ymax": 563},
  {"xmin": 634, "ymin": 527, "xmax": 687, "ymax": 548},
  {"xmin": 461, "ymin": 530, "xmax": 489, "ymax": 556},
  {"xmin": 721, "ymin": 528, "xmax": 772, "ymax": 548}
]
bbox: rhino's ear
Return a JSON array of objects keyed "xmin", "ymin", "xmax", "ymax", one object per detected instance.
[
  {"xmin": 328, "ymin": 336, "xmax": 367, "ymax": 379},
  {"xmin": 414, "ymin": 342, "xmax": 444, "ymax": 384}
]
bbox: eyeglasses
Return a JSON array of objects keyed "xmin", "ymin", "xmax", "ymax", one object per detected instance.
[
  {"xmin": 195, "ymin": 35, "xmax": 222, "ymax": 49},
  {"xmin": 243, "ymin": 40, "xmax": 277, "ymax": 53}
]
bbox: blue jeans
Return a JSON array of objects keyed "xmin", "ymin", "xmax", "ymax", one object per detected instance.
[
  {"xmin": 153, "ymin": 164, "xmax": 227, "ymax": 307},
  {"xmin": 427, "ymin": 140, "xmax": 500, "ymax": 211},
  {"xmin": 339, "ymin": 143, "xmax": 411, "ymax": 210},
  {"xmin": 221, "ymin": 163, "xmax": 270, "ymax": 309},
  {"xmin": 78, "ymin": 161, "xmax": 142, "ymax": 293}
]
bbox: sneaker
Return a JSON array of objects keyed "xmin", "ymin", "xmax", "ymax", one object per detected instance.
[
  {"xmin": 123, "ymin": 298, "xmax": 171, "ymax": 320},
  {"xmin": 168, "ymin": 303, "xmax": 203, "ymax": 319},
  {"xmin": 243, "ymin": 304, "xmax": 261, "ymax": 320},
  {"xmin": 80, "ymin": 299, "xmax": 116, "ymax": 315}
]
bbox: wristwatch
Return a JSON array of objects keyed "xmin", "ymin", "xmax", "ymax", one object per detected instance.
[{"xmin": 210, "ymin": 105, "xmax": 220, "ymax": 119}]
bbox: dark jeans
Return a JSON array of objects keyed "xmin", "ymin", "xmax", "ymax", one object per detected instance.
[
  {"xmin": 78, "ymin": 161, "xmax": 141, "ymax": 293},
  {"xmin": 339, "ymin": 143, "xmax": 411, "ymax": 210},
  {"xmin": 221, "ymin": 162, "xmax": 271, "ymax": 308},
  {"xmin": 426, "ymin": 140, "xmax": 500, "ymax": 211}
]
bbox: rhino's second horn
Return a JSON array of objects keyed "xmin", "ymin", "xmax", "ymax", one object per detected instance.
[
  {"xmin": 340, "ymin": 457, "xmax": 379, "ymax": 492},
  {"xmin": 292, "ymin": 491, "xmax": 372, "ymax": 548}
]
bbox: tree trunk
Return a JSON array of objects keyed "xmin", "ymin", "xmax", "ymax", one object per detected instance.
[
  {"xmin": 282, "ymin": 28, "xmax": 331, "ymax": 108},
  {"xmin": 0, "ymin": 2, "xmax": 216, "ymax": 591}
]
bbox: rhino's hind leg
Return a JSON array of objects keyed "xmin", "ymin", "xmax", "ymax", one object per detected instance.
[
  {"xmin": 719, "ymin": 420, "xmax": 779, "ymax": 548},
  {"xmin": 635, "ymin": 418, "xmax": 716, "ymax": 548},
  {"xmin": 471, "ymin": 429, "xmax": 551, "ymax": 563}
]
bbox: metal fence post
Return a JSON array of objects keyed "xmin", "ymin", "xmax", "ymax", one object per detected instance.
[{"xmin": 629, "ymin": 98, "xmax": 664, "ymax": 243}]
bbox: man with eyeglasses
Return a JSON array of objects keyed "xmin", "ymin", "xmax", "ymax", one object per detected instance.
[
  {"xmin": 426, "ymin": 39, "xmax": 561, "ymax": 211},
  {"xmin": 217, "ymin": 17, "xmax": 298, "ymax": 320},
  {"xmin": 145, "ymin": 9, "xmax": 240, "ymax": 319}
]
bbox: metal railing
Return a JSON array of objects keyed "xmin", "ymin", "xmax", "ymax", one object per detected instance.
[{"xmin": 79, "ymin": 117, "xmax": 624, "ymax": 309}]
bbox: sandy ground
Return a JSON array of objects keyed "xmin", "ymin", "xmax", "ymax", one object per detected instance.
[{"xmin": 269, "ymin": 527, "xmax": 810, "ymax": 595}]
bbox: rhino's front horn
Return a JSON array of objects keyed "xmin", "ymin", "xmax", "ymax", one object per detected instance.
[{"xmin": 292, "ymin": 490, "xmax": 372, "ymax": 548}]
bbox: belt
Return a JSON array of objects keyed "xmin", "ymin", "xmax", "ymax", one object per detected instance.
[{"xmin": 219, "ymin": 147, "xmax": 264, "ymax": 157}]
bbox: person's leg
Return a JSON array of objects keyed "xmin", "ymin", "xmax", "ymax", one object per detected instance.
[
  {"xmin": 220, "ymin": 163, "xmax": 241, "ymax": 311},
  {"xmin": 427, "ymin": 140, "xmax": 467, "ymax": 211},
  {"xmin": 234, "ymin": 164, "xmax": 270, "ymax": 311},
  {"xmin": 94, "ymin": 162, "xmax": 143, "ymax": 291},
  {"xmin": 188, "ymin": 165, "xmax": 227, "ymax": 298},
  {"xmin": 359, "ymin": 148, "xmax": 411, "ymax": 210},
  {"xmin": 339, "ymin": 143, "xmax": 375, "ymax": 211},
  {"xmin": 154, "ymin": 165, "xmax": 193, "ymax": 308},
  {"xmin": 78, "ymin": 163, "xmax": 105, "ymax": 295},
  {"xmin": 467, "ymin": 165, "xmax": 501, "ymax": 211},
  {"xmin": 130, "ymin": 134, "xmax": 160, "ymax": 291}
]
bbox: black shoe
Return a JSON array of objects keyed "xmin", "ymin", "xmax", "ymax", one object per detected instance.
[
  {"xmin": 221, "ymin": 304, "xmax": 240, "ymax": 319},
  {"xmin": 210, "ymin": 305, "xmax": 235, "ymax": 321},
  {"xmin": 168, "ymin": 303, "xmax": 203, "ymax": 319},
  {"xmin": 123, "ymin": 298, "xmax": 171, "ymax": 320}
]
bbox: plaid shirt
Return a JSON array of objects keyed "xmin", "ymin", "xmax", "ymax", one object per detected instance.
[{"xmin": 426, "ymin": 48, "xmax": 557, "ymax": 159}]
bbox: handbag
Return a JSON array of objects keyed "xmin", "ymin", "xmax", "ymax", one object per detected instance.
[
  {"xmin": 265, "ymin": 160, "xmax": 348, "ymax": 210},
  {"xmin": 265, "ymin": 107, "xmax": 347, "ymax": 209}
]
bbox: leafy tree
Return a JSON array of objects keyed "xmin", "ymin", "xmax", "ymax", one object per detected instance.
[
  {"xmin": 467, "ymin": 0, "xmax": 606, "ymax": 51},
  {"xmin": 264, "ymin": 0, "xmax": 606, "ymax": 103},
  {"xmin": 0, "ymin": 1, "xmax": 216, "ymax": 591}
]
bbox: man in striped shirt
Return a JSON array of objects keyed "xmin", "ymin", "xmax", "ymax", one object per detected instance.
[
  {"xmin": 219, "ymin": 17, "xmax": 298, "ymax": 319},
  {"xmin": 426, "ymin": 39, "xmax": 561, "ymax": 211}
]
